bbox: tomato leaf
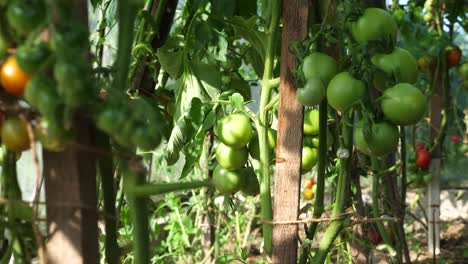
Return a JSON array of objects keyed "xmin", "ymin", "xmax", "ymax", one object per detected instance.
[
  {"xmin": 156, "ymin": 36, "xmax": 184, "ymax": 79},
  {"xmin": 210, "ymin": 0, "xmax": 236, "ymax": 17}
]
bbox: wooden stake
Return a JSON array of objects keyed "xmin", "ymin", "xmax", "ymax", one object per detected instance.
[
  {"xmin": 272, "ymin": 0, "xmax": 309, "ymax": 263},
  {"xmin": 428, "ymin": 65, "xmax": 443, "ymax": 257}
]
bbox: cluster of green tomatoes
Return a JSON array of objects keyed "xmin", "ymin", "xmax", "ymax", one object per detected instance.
[
  {"xmin": 212, "ymin": 113, "xmax": 275, "ymax": 196},
  {"xmin": 296, "ymin": 7, "xmax": 427, "ymax": 158}
]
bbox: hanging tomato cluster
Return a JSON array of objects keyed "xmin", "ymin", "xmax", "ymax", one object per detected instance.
[
  {"xmin": 0, "ymin": 0, "xmax": 169, "ymax": 153},
  {"xmin": 212, "ymin": 113, "xmax": 266, "ymax": 196},
  {"xmin": 296, "ymin": 7, "xmax": 427, "ymax": 158}
]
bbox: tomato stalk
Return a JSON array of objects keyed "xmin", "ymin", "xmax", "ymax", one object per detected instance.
[
  {"xmin": 96, "ymin": 131, "xmax": 120, "ymax": 263},
  {"xmin": 299, "ymin": 99, "xmax": 328, "ymax": 263},
  {"xmin": 125, "ymin": 180, "xmax": 211, "ymax": 197},
  {"xmin": 122, "ymin": 160, "xmax": 150, "ymax": 264},
  {"xmin": 311, "ymin": 111, "xmax": 353, "ymax": 263},
  {"xmin": 114, "ymin": 0, "xmax": 140, "ymax": 93},
  {"xmin": 255, "ymin": 0, "xmax": 281, "ymax": 254},
  {"xmin": 370, "ymin": 158, "xmax": 396, "ymax": 256}
]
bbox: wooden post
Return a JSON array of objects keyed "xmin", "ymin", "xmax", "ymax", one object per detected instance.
[
  {"xmin": 44, "ymin": 0, "xmax": 99, "ymax": 262},
  {"xmin": 44, "ymin": 120, "xmax": 99, "ymax": 264},
  {"xmin": 428, "ymin": 68, "xmax": 443, "ymax": 256},
  {"xmin": 272, "ymin": 0, "xmax": 309, "ymax": 263}
]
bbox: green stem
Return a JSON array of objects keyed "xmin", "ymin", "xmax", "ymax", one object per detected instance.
[
  {"xmin": 370, "ymin": 158, "xmax": 396, "ymax": 256},
  {"xmin": 122, "ymin": 161, "xmax": 150, "ymax": 264},
  {"xmin": 256, "ymin": 0, "xmax": 281, "ymax": 255},
  {"xmin": 96, "ymin": 131, "xmax": 120, "ymax": 263},
  {"xmin": 400, "ymin": 127, "xmax": 407, "ymax": 217},
  {"xmin": 311, "ymin": 111, "xmax": 352, "ymax": 263},
  {"xmin": 115, "ymin": 0, "xmax": 139, "ymax": 93},
  {"xmin": 299, "ymin": 99, "xmax": 328, "ymax": 263},
  {"xmin": 126, "ymin": 180, "xmax": 210, "ymax": 197}
]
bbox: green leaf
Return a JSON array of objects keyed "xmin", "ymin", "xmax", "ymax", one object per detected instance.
[
  {"xmin": 235, "ymin": 0, "xmax": 257, "ymax": 18},
  {"xmin": 156, "ymin": 36, "xmax": 185, "ymax": 78},
  {"xmin": 210, "ymin": 0, "xmax": 236, "ymax": 17},
  {"xmin": 228, "ymin": 16, "xmax": 267, "ymax": 62},
  {"xmin": 90, "ymin": 0, "xmax": 103, "ymax": 9}
]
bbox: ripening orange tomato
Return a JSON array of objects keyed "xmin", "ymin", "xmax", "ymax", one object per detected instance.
[
  {"xmin": 303, "ymin": 188, "xmax": 315, "ymax": 200},
  {"xmin": 1, "ymin": 56, "xmax": 31, "ymax": 96}
]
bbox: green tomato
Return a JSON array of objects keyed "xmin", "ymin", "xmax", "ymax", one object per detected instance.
[
  {"xmin": 248, "ymin": 129, "xmax": 277, "ymax": 160},
  {"xmin": 24, "ymin": 74, "xmax": 60, "ymax": 118},
  {"xmin": 302, "ymin": 146, "xmax": 318, "ymax": 172},
  {"xmin": 7, "ymin": 0, "xmax": 46, "ymax": 35},
  {"xmin": 15, "ymin": 42, "xmax": 51, "ymax": 75},
  {"xmin": 327, "ymin": 72, "xmax": 366, "ymax": 112},
  {"xmin": 422, "ymin": 173, "xmax": 432, "ymax": 185},
  {"xmin": 54, "ymin": 60, "xmax": 89, "ymax": 107},
  {"xmin": 459, "ymin": 63, "xmax": 468, "ymax": 80},
  {"xmin": 212, "ymin": 165, "xmax": 242, "ymax": 195},
  {"xmin": 217, "ymin": 114, "xmax": 253, "ymax": 149},
  {"xmin": 381, "ymin": 83, "xmax": 427, "ymax": 126},
  {"xmin": 303, "ymin": 109, "xmax": 319, "ymax": 136},
  {"xmin": 131, "ymin": 126, "xmax": 162, "ymax": 151},
  {"xmin": 351, "ymin": 8, "xmax": 398, "ymax": 44},
  {"xmin": 238, "ymin": 167, "xmax": 260, "ymax": 196},
  {"xmin": 1, "ymin": 117, "xmax": 30, "ymax": 152},
  {"xmin": 304, "ymin": 129, "xmax": 333, "ymax": 149},
  {"xmin": 216, "ymin": 142, "xmax": 248, "ymax": 170},
  {"xmin": 296, "ymin": 77, "xmax": 325, "ymax": 106},
  {"xmin": 36, "ymin": 118, "xmax": 70, "ymax": 152},
  {"xmin": 53, "ymin": 20, "xmax": 89, "ymax": 58},
  {"xmin": 371, "ymin": 48, "xmax": 418, "ymax": 85},
  {"xmin": 354, "ymin": 121, "xmax": 399, "ymax": 156},
  {"xmin": 302, "ymin": 52, "xmax": 338, "ymax": 85}
]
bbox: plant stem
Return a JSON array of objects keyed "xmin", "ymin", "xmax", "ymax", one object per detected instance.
[
  {"xmin": 115, "ymin": 0, "xmax": 139, "ymax": 93},
  {"xmin": 311, "ymin": 111, "xmax": 353, "ymax": 263},
  {"xmin": 299, "ymin": 99, "xmax": 328, "ymax": 263},
  {"xmin": 370, "ymin": 158, "xmax": 396, "ymax": 256},
  {"xmin": 96, "ymin": 131, "xmax": 120, "ymax": 263},
  {"xmin": 126, "ymin": 180, "xmax": 210, "ymax": 197},
  {"xmin": 400, "ymin": 127, "xmax": 407, "ymax": 217},
  {"xmin": 256, "ymin": 0, "xmax": 281, "ymax": 254},
  {"xmin": 122, "ymin": 160, "xmax": 150, "ymax": 264}
]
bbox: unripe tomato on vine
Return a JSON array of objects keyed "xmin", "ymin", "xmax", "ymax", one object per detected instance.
[{"xmin": 1, "ymin": 56, "xmax": 31, "ymax": 96}]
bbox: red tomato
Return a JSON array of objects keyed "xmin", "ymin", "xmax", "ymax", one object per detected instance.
[
  {"xmin": 451, "ymin": 135, "xmax": 460, "ymax": 143},
  {"xmin": 446, "ymin": 47, "xmax": 461, "ymax": 67},
  {"xmin": 303, "ymin": 178, "xmax": 315, "ymax": 189},
  {"xmin": 369, "ymin": 227, "xmax": 382, "ymax": 245},
  {"xmin": 416, "ymin": 149, "xmax": 431, "ymax": 168},
  {"xmin": 415, "ymin": 143, "xmax": 425, "ymax": 150},
  {"xmin": 0, "ymin": 56, "xmax": 31, "ymax": 96}
]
